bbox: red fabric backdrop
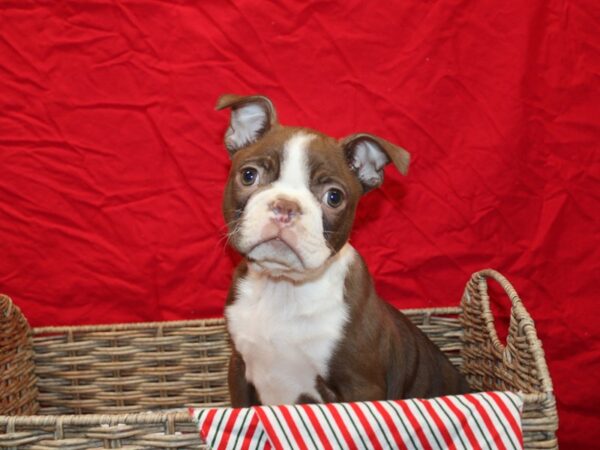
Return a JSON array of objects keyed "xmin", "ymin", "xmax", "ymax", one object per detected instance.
[{"xmin": 1, "ymin": 1, "xmax": 598, "ymax": 447}]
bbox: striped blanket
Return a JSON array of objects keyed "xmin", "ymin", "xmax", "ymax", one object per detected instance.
[{"xmin": 190, "ymin": 391, "xmax": 523, "ymax": 450}]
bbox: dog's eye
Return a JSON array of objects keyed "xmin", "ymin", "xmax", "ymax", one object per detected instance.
[
  {"xmin": 240, "ymin": 167, "xmax": 259, "ymax": 186},
  {"xmin": 324, "ymin": 188, "xmax": 344, "ymax": 208}
]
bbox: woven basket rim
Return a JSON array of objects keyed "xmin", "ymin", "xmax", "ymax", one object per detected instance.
[
  {"xmin": 29, "ymin": 306, "xmax": 464, "ymax": 335},
  {"xmin": 0, "ymin": 410, "xmax": 191, "ymax": 426},
  {"xmin": 32, "ymin": 317, "xmax": 226, "ymax": 335},
  {"xmin": 0, "ymin": 391, "xmax": 552, "ymax": 426}
]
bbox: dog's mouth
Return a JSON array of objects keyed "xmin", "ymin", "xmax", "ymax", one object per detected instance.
[{"xmin": 246, "ymin": 237, "xmax": 305, "ymax": 272}]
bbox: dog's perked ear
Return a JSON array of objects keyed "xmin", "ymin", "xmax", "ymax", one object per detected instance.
[
  {"xmin": 341, "ymin": 133, "xmax": 411, "ymax": 193},
  {"xmin": 216, "ymin": 94, "xmax": 278, "ymax": 156}
]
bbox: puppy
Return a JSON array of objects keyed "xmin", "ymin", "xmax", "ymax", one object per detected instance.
[{"xmin": 218, "ymin": 94, "xmax": 469, "ymax": 406}]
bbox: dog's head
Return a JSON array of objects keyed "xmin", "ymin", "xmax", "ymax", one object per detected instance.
[{"xmin": 219, "ymin": 94, "xmax": 410, "ymax": 280}]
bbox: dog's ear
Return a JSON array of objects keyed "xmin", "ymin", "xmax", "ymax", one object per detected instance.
[
  {"xmin": 216, "ymin": 94, "xmax": 278, "ymax": 155},
  {"xmin": 341, "ymin": 133, "xmax": 410, "ymax": 192}
]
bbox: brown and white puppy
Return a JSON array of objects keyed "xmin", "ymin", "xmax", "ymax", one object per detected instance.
[{"xmin": 219, "ymin": 94, "xmax": 469, "ymax": 407}]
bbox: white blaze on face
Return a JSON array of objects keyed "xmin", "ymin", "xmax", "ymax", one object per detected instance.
[
  {"xmin": 238, "ymin": 132, "xmax": 331, "ymax": 277},
  {"xmin": 276, "ymin": 133, "xmax": 311, "ymax": 189}
]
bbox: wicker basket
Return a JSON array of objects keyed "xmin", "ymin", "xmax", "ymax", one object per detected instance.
[{"xmin": 0, "ymin": 269, "xmax": 558, "ymax": 449}]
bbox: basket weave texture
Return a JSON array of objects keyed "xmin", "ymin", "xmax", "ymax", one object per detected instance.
[
  {"xmin": 0, "ymin": 295, "xmax": 39, "ymax": 416},
  {"xmin": 0, "ymin": 269, "xmax": 558, "ymax": 449}
]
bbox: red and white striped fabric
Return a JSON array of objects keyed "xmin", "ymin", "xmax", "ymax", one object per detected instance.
[{"xmin": 190, "ymin": 391, "xmax": 523, "ymax": 450}]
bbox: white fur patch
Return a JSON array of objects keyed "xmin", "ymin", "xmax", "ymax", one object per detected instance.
[
  {"xmin": 225, "ymin": 103, "xmax": 268, "ymax": 150},
  {"xmin": 237, "ymin": 132, "xmax": 331, "ymax": 277},
  {"xmin": 226, "ymin": 244, "xmax": 356, "ymax": 405},
  {"xmin": 277, "ymin": 133, "xmax": 311, "ymax": 189}
]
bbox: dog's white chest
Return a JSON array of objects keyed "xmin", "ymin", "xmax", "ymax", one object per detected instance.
[{"xmin": 226, "ymin": 246, "xmax": 355, "ymax": 405}]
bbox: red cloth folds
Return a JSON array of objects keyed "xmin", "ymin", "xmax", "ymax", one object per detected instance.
[{"xmin": 0, "ymin": 1, "xmax": 598, "ymax": 447}]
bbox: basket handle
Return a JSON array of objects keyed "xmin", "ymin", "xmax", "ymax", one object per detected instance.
[
  {"xmin": 473, "ymin": 269, "xmax": 524, "ymax": 353},
  {"xmin": 462, "ymin": 269, "xmax": 553, "ymax": 393}
]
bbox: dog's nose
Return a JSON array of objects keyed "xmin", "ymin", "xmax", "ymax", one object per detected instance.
[{"xmin": 270, "ymin": 198, "xmax": 301, "ymax": 225}]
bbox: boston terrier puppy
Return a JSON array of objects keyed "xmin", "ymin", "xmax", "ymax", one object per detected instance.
[{"xmin": 218, "ymin": 94, "xmax": 469, "ymax": 407}]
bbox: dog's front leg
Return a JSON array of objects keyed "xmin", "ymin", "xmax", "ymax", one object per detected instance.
[
  {"xmin": 296, "ymin": 376, "xmax": 341, "ymax": 404},
  {"xmin": 228, "ymin": 348, "xmax": 260, "ymax": 407}
]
